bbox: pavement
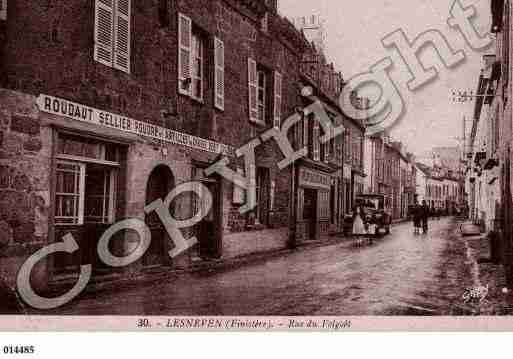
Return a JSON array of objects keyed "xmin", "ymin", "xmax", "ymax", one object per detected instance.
[{"xmin": 28, "ymin": 217, "xmax": 498, "ymax": 316}]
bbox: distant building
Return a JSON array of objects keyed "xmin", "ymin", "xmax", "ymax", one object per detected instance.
[{"xmin": 292, "ymin": 15, "xmax": 327, "ymax": 53}]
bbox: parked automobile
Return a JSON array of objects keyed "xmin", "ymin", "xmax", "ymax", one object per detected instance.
[{"xmin": 355, "ymin": 194, "xmax": 392, "ymax": 236}]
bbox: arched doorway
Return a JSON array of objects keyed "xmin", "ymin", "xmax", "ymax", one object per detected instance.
[{"xmin": 144, "ymin": 165, "xmax": 174, "ymax": 267}]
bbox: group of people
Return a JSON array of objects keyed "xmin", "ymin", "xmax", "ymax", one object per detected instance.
[
  {"xmin": 411, "ymin": 200, "xmax": 431, "ymax": 235},
  {"xmin": 351, "ymin": 206, "xmax": 376, "ymax": 246}
]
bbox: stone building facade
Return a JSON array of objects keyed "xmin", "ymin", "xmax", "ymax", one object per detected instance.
[
  {"xmin": 0, "ymin": 0, "xmax": 362, "ymax": 292},
  {"xmin": 0, "ymin": 0, "xmax": 324, "ymax": 290}
]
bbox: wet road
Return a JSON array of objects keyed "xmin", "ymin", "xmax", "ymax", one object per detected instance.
[{"xmin": 44, "ymin": 218, "xmax": 473, "ymax": 315}]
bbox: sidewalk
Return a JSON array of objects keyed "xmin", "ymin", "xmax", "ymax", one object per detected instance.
[
  {"xmin": 457, "ymin": 220, "xmax": 513, "ymax": 315},
  {"xmin": 47, "ymin": 222, "xmax": 404, "ymax": 298}
]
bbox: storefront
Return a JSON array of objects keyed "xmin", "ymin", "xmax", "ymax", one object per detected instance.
[
  {"xmin": 9, "ymin": 92, "xmax": 236, "ymax": 286},
  {"xmin": 295, "ymin": 166, "xmax": 333, "ymax": 241}
]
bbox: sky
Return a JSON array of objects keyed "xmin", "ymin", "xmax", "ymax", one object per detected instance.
[{"xmin": 278, "ymin": 0, "xmax": 492, "ymax": 157}]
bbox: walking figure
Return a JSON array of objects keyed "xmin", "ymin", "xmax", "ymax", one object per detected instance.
[
  {"xmin": 412, "ymin": 203, "xmax": 422, "ymax": 235},
  {"xmin": 421, "ymin": 200, "xmax": 430, "ymax": 234}
]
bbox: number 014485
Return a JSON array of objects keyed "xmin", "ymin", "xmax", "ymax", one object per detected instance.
[{"xmin": 3, "ymin": 346, "xmax": 35, "ymax": 354}]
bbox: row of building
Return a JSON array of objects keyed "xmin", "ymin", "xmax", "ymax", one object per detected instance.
[
  {"xmin": 466, "ymin": 0, "xmax": 513, "ymax": 285},
  {"xmin": 0, "ymin": 0, "xmax": 373, "ymax": 291},
  {"xmin": 0, "ymin": 0, "xmax": 469, "ymax": 293}
]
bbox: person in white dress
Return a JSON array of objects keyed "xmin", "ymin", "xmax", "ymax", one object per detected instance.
[{"xmin": 352, "ymin": 206, "xmax": 367, "ymax": 236}]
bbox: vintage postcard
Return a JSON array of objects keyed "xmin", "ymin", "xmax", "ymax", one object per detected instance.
[{"xmin": 0, "ymin": 0, "xmax": 512, "ymax": 332}]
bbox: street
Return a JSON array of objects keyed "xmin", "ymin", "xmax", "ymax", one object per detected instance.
[{"xmin": 38, "ymin": 218, "xmax": 478, "ymax": 316}]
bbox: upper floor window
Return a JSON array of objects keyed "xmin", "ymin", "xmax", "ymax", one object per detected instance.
[
  {"xmin": 94, "ymin": 0, "xmax": 131, "ymax": 74},
  {"xmin": 257, "ymin": 70, "xmax": 266, "ymax": 123},
  {"xmin": 248, "ymin": 59, "xmax": 281, "ymax": 127},
  {"xmin": 178, "ymin": 13, "xmax": 212, "ymax": 103},
  {"xmin": 191, "ymin": 33, "xmax": 204, "ymax": 101}
]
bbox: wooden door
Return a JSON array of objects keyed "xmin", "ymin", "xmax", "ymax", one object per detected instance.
[{"xmin": 144, "ymin": 165, "xmax": 174, "ymax": 267}]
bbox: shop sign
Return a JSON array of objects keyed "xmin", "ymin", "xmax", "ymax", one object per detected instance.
[
  {"xmin": 37, "ymin": 94, "xmax": 236, "ymax": 157},
  {"xmin": 299, "ymin": 167, "xmax": 331, "ymax": 190}
]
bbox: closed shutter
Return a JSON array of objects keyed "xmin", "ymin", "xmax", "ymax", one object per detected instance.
[
  {"xmin": 273, "ymin": 71, "xmax": 282, "ymax": 128},
  {"xmin": 0, "ymin": 0, "xmax": 7, "ymax": 20},
  {"xmin": 178, "ymin": 13, "xmax": 192, "ymax": 95},
  {"xmin": 114, "ymin": 0, "xmax": 131, "ymax": 73},
  {"xmin": 248, "ymin": 58, "xmax": 258, "ymax": 122},
  {"xmin": 94, "ymin": 0, "xmax": 115, "ymax": 67},
  {"xmin": 214, "ymin": 37, "xmax": 225, "ymax": 111}
]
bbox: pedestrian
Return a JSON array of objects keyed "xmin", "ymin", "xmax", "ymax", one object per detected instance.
[
  {"xmin": 413, "ymin": 203, "xmax": 421, "ymax": 235},
  {"xmin": 352, "ymin": 206, "xmax": 367, "ymax": 247},
  {"xmin": 421, "ymin": 200, "xmax": 429, "ymax": 234}
]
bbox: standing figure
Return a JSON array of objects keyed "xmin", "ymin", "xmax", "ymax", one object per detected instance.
[
  {"xmin": 352, "ymin": 206, "xmax": 367, "ymax": 247},
  {"xmin": 413, "ymin": 203, "xmax": 422, "ymax": 235},
  {"xmin": 421, "ymin": 200, "xmax": 430, "ymax": 234}
]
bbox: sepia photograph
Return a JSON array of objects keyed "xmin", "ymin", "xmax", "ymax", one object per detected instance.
[{"xmin": 0, "ymin": 0, "xmax": 512, "ymax": 332}]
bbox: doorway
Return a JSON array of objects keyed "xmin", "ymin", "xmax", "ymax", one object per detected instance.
[
  {"xmin": 144, "ymin": 165, "xmax": 174, "ymax": 267},
  {"xmin": 303, "ymin": 188, "xmax": 318, "ymax": 240},
  {"xmin": 197, "ymin": 179, "xmax": 222, "ymax": 259}
]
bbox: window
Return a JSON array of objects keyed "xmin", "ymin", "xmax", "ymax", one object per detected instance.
[
  {"xmin": 55, "ymin": 134, "xmax": 119, "ymax": 226},
  {"xmin": 178, "ymin": 13, "xmax": 209, "ymax": 102},
  {"xmin": 55, "ymin": 162, "xmax": 85, "ymax": 225},
  {"xmin": 191, "ymin": 33, "xmax": 204, "ymax": 101},
  {"xmin": 0, "ymin": 0, "xmax": 6, "ymax": 20},
  {"xmin": 261, "ymin": 12, "xmax": 269, "ymax": 32},
  {"xmin": 94, "ymin": 0, "xmax": 131, "ymax": 73},
  {"xmin": 257, "ymin": 70, "xmax": 266, "ymax": 123},
  {"xmin": 85, "ymin": 165, "xmax": 116, "ymax": 223}
]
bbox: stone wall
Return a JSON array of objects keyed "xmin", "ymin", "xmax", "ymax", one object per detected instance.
[{"xmin": 0, "ymin": 89, "xmax": 52, "ymax": 288}]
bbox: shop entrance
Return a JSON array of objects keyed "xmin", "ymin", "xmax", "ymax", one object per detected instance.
[
  {"xmin": 144, "ymin": 165, "xmax": 174, "ymax": 267},
  {"xmin": 197, "ymin": 179, "xmax": 222, "ymax": 259},
  {"xmin": 303, "ymin": 188, "xmax": 318, "ymax": 240}
]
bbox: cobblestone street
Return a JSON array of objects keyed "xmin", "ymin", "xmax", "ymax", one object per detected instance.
[{"xmin": 31, "ymin": 218, "xmax": 493, "ymax": 316}]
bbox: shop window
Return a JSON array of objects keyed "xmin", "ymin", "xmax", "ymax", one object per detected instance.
[
  {"xmin": 85, "ymin": 165, "xmax": 116, "ymax": 224},
  {"xmin": 54, "ymin": 134, "xmax": 120, "ymax": 226},
  {"xmin": 55, "ymin": 162, "xmax": 85, "ymax": 225}
]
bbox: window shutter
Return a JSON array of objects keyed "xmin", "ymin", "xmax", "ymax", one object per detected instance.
[
  {"xmin": 313, "ymin": 122, "xmax": 320, "ymax": 161},
  {"xmin": 273, "ymin": 71, "xmax": 282, "ymax": 128},
  {"xmin": 113, "ymin": 0, "xmax": 131, "ymax": 73},
  {"xmin": 94, "ymin": 0, "xmax": 115, "ymax": 67},
  {"xmin": 214, "ymin": 37, "xmax": 225, "ymax": 111},
  {"xmin": 248, "ymin": 58, "xmax": 258, "ymax": 122},
  {"xmin": 0, "ymin": 0, "xmax": 7, "ymax": 20},
  {"xmin": 178, "ymin": 13, "xmax": 192, "ymax": 95}
]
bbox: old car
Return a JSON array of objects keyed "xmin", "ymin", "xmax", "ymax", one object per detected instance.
[{"xmin": 355, "ymin": 194, "xmax": 392, "ymax": 236}]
